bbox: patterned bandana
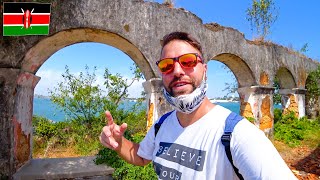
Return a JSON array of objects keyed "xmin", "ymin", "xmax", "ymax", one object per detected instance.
[{"xmin": 162, "ymin": 80, "xmax": 208, "ymax": 114}]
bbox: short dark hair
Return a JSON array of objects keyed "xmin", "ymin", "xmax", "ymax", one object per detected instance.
[{"xmin": 161, "ymin": 32, "xmax": 203, "ymax": 55}]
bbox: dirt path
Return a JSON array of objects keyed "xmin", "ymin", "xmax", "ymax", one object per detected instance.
[{"xmin": 274, "ymin": 141, "xmax": 320, "ymax": 180}]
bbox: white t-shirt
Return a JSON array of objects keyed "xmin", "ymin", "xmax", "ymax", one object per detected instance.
[{"xmin": 138, "ymin": 105, "xmax": 297, "ymax": 180}]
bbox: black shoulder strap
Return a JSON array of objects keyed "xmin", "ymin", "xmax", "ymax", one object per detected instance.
[
  {"xmin": 154, "ymin": 111, "xmax": 174, "ymax": 137},
  {"xmin": 221, "ymin": 112, "xmax": 244, "ymax": 180}
]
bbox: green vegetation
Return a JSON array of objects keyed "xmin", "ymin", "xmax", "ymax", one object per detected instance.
[
  {"xmin": 306, "ymin": 66, "xmax": 320, "ymax": 100},
  {"xmin": 273, "ymin": 77, "xmax": 281, "ymax": 105},
  {"xmin": 246, "ymin": 0, "xmax": 278, "ymax": 39},
  {"xmin": 49, "ymin": 65, "xmax": 104, "ymax": 125},
  {"xmin": 95, "ymin": 132, "xmax": 157, "ymax": 180},
  {"xmin": 306, "ymin": 66, "xmax": 320, "ymax": 118},
  {"xmin": 274, "ymin": 109, "xmax": 320, "ymax": 147}
]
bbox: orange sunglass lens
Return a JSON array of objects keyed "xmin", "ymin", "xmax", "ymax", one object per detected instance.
[
  {"xmin": 158, "ymin": 59, "xmax": 174, "ymax": 73},
  {"xmin": 179, "ymin": 54, "xmax": 197, "ymax": 68}
]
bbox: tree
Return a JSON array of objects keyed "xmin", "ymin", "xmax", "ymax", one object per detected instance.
[
  {"xmin": 49, "ymin": 63, "xmax": 145, "ymax": 125},
  {"xmin": 273, "ymin": 76, "xmax": 281, "ymax": 105},
  {"xmin": 306, "ymin": 66, "xmax": 320, "ymax": 99},
  {"xmin": 103, "ymin": 63, "xmax": 144, "ymax": 106},
  {"xmin": 246, "ymin": 0, "xmax": 278, "ymax": 40},
  {"xmin": 49, "ymin": 65, "xmax": 104, "ymax": 125},
  {"xmin": 222, "ymin": 64, "xmax": 238, "ymax": 97},
  {"xmin": 299, "ymin": 43, "xmax": 309, "ymax": 53},
  {"xmin": 305, "ymin": 66, "xmax": 320, "ymax": 118}
]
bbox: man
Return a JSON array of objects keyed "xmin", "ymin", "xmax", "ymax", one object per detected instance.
[{"xmin": 100, "ymin": 32, "xmax": 297, "ymax": 179}]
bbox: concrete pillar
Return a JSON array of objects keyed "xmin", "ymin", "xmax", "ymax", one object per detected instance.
[
  {"xmin": 279, "ymin": 88, "xmax": 307, "ymax": 118},
  {"xmin": 0, "ymin": 69, "xmax": 40, "ymax": 178},
  {"xmin": 0, "ymin": 68, "xmax": 20, "ymax": 178},
  {"xmin": 13, "ymin": 72, "xmax": 40, "ymax": 169},
  {"xmin": 238, "ymin": 86, "xmax": 275, "ymax": 138},
  {"xmin": 142, "ymin": 78, "xmax": 172, "ymax": 130}
]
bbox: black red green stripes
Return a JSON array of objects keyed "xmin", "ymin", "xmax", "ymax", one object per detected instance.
[{"xmin": 3, "ymin": 2, "xmax": 51, "ymax": 36}]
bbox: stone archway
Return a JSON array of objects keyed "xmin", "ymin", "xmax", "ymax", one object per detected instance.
[
  {"xmin": 10, "ymin": 28, "xmax": 157, "ymax": 174},
  {"xmin": 22, "ymin": 28, "xmax": 154, "ymax": 79},
  {"xmin": 275, "ymin": 67, "xmax": 306, "ymax": 117},
  {"xmin": 212, "ymin": 53, "xmax": 276, "ymax": 135}
]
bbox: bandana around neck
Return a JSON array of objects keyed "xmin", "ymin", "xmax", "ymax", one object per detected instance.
[{"xmin": 162, "ymin": 80, "xmax": 208, "ymax": 114}]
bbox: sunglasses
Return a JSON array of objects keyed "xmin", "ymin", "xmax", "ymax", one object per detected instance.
[{"xmin": 156, "ymin": 53, "xmax": 203, "ymax": 74}]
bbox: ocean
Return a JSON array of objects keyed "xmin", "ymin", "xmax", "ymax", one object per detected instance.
[{"xmin": 33, "ymin": 97, "xmax": 280, "ymax": 122}]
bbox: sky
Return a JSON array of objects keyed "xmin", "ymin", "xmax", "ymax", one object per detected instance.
[{"xmin": 35, "ymin": 0, "xmax": 320, "ymax": 99}]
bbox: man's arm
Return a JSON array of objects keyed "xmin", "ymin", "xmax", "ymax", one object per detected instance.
[
  {"xmin": 232, "ymin": 120, "xmax": 297, "ymax": 179},
  {"xmin": 99, "ymin": 111, "xmax": 151, "ymax": 166}
]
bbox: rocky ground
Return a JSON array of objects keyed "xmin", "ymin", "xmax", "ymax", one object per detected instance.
[{"xmin": 274, "ymin": 141, "xmax": 320, "ymax": 180}]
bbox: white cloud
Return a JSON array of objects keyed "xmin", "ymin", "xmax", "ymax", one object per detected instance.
[
  {"xmin": 35, "ymin": 69, "xmax": 64, "ymax": 96},
  {"xmin": 127, "ymin": 79, "xmax": 144, "ymax": 98},
  {"xmin": 35, "ymin": 69, "xmax": 144, "ymax": 98}
]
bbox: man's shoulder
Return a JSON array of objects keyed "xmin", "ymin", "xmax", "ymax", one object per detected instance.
[{"xmin": 207, "ymin": 105, "xmax": 234, "ymax": 119}]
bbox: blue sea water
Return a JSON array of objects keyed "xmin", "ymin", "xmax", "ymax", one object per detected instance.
[
  {"xmin": 33, "ymin": 97, "xmax": 281, "ymax": 122},
  {"xmin": 33, "ymin": 97, "xmax": 67, "ymax": 122}
]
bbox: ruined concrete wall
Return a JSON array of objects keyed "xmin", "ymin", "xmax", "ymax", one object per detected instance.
[{"xmin": 0, "ymin": 69, "xmax": 20, "ymax": 178}]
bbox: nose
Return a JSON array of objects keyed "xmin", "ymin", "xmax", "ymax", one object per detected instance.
[{"xmin": 172, "ymin": 61, "xmax": 185, "ymax": 77}]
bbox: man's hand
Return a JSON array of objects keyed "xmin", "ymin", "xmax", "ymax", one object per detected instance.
[{"xmin": 99, "ymin": 111, "xmax": 128, "ymax": 150}]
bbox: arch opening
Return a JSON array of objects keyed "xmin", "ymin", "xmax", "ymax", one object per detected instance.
[
  {"xmin": 274, "ymin": 67, "xmax": 298, "ymax": 115},
  {"xmin": 213, "ymin": 53, "xmax": 255, "ymax": 88},
  {"xmin": 207, "ymin": 53, "xmax": 255, "ymax": 115},
  {"xmin": 22, "ymin": 28, "xmax": 155, "ymax": 80},
  {"xmin": 32, "ymin": 42, "xmax": 147, "ymax": 159}
]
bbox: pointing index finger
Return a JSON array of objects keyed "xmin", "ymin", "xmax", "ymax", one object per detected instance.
[{"xmin": 105, "ymin": 111, "xmax": 114, "ymax": 126}]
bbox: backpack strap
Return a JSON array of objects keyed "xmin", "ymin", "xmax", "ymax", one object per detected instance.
[
  {"xmin": 221, "ymin": 112, "xmax": 244, "ymax": 180},
  {"xmin": 154, "ymin": 111, "xmax": 174, "ymax": 137}
]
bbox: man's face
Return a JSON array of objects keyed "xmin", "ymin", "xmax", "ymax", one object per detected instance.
[{"xmin": 160, "ymin": 40, "xmax": 207, "ymax": 97}]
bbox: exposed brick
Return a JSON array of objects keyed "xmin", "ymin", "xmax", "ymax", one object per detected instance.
[
  {"xmin": 283, "ymin": 94, "xmax": 299, "ymax": 117},
  {"xmin": 260, "ymin": 96, "xmax": 273, "ymax": 130},
  {"xmin": 13, "ymin": 116, "xmax": 30, "ymax": 170},
  {"xmin": 260, "ymin": 71, "xmax": 269, "ymax": 86},
  {"xmin": 147, "ymin": 102, "xmax": 154, "ymax": 131}
]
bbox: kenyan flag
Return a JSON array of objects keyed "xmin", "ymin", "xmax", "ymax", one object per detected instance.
[{"xmin": 3, "ymin": 2, "xmax": 51, "ymax": 36}]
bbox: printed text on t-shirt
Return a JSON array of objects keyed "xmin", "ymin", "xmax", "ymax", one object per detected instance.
[{"xmin": 156, "ymin": 142, "xmax": 206, "ymax": 171}]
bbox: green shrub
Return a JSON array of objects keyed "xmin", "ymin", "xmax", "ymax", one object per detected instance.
[
  {"xmin": 245, "ymin": 117, "xmax": 255, "ymax": 123},
  {"xmin": 95, "ymin": 133, "xmax": 157, "ymax": 180},
  {"xmin": 95, "ymin": 124, "xmax": 156, "ymax": 179},
  {"xmin": 274, "ymin": 111, "xmax": 320, "ymax": 147},
  {"xmin": 33, "ymin": 115, "xmax": 57, "ymax": 140},
  {"xmin": 273, "ymin": 108, "xmax": 282, "ymax": 124}
]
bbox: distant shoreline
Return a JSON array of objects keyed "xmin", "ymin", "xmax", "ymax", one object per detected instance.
[{"xmin": 210, "ymin": 99, "xmax": 239, "ymax": 103}]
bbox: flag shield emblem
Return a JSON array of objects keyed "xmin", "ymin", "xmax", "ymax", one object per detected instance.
[{"xmin": 3, "ymin": 2, "xmax": 51, "ymax": 36}]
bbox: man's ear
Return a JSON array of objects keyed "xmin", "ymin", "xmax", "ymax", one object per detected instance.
[{"xmin": 203, "ymin": 64, "xmax": 208, "ymax": 80}]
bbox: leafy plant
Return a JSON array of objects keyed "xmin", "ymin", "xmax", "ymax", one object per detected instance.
[
  {"xmin": 246, "ymin": 0, "xmax": 279, "ymax": 39},
  {"xmin": 104, "ymin": 63, "xmax": 144, "ymax": 106},
  {"xmin": 273, "ymin": 108, "xmax": 282, "ymax": 124},
  {"xmin": 299, "ymin": 43, "xmax": 309, "ymax": 53},
  {"xmin": 95, "ymin": 133, "xmax": 157, "ymax": 180},
  {"xmin": 306, "ymin": 66, "xmax": 320, "ymax": 99},
  {"xmin": 246, "ymin": 117, "xmax": 255, "ymax": 123},
  {"xmin": 32, "ymin": 115, "xmax": 57, "ymax": 139},
  {"xmin": 49, "ymin": 65, "xmax": 104, "ymax": 125},
  {"xmin": 305, "ymin": 66, "xmax": 320, "ymax": 118},
  {"xmin": 274, "ymin": 111, "xmax": 320, "ymax": 147},
  {"xmin": 273, "ymin": 76, "xmax": 281, "ymax": 105}
]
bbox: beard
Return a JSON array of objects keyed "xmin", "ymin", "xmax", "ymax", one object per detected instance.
[{"xmin": 166, "ymin": 77, "xmax": 197, "ymax": 97}]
